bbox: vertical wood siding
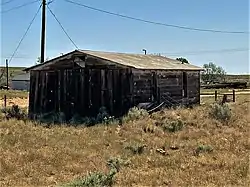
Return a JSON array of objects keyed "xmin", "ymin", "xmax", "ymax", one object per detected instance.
[
  {"xmin": 29, "ymin": 68, "xmax": 133, "ymax": 119},
  {"xmin": 29, "ymin": 67, "xmax": 201, "ymax": 120}
]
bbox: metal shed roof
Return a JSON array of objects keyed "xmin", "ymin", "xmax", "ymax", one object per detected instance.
[
  {"xmin": 24, "ymin": 49, "xmax": 203, "ymax": 71},
  {"xmin": 12, "ymin": 73, "xmax": 30, "ymax": 81},
  {"xmin": 79, "ymin": 50, "xmax": 203, "ymax": 70}
]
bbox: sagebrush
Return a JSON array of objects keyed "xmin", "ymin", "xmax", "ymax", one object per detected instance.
[
  {"xmin": 195, "ymin": 145, "xmax": 213, "ymax": 156},
  {"xmin": 1, "ymin": 105, "xmax": 27, "ymax": 120},
  {"xmin": 122, "ymin": 107, "xmax": 149, "ymax": 122},
  {"xmin": 161, "ymin": 119, "xmax": 184, "ymax": 132},
  {"xmin": 125, "ymin": 142, "xmax": 147, "ymax": 154},
  {"xmin": 63, "ymin": 170, "xmax": 116, "ymax": 187},
  {"xmin": 209, "ymin": 103, "xmax": 232, "ymax": 122}
]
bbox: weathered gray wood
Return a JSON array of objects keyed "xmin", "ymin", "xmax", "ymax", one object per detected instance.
[
  {"xmin": 33, "ymin": 71, "xmax": 40, "ymax": 114},
  {"xmin": 28, "ymin": 64, "xmax": 201, "ymax": 120}
]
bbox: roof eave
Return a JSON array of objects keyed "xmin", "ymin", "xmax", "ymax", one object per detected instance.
[{"xmin": 23, "ymin": 50, "xmax": 80, "ymax": 71}]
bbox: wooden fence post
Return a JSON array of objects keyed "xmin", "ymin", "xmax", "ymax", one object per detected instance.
[
  {"xmin": 215, "ymin": 90, "xmax": 217, "ymax": 101},
  {"xmin": 233, "ymin": 90, "xmax": 235, "ymax": 102},
  {"xmin": 4, "ymin": 95, "xmax": 7, "ymax": 109}
]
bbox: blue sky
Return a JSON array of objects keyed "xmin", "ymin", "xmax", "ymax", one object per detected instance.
[{"xmin": 1, "ymin": 0, "xmax": 249, "ymax": 74}]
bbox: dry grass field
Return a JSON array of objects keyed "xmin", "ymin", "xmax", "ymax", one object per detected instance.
[
  {"xmin": 0, "ymin": 91, "xmax": 249, "ymax": 187},
  {"xmin": 0, "ymin": 90, "xmax": 28, "ymax": 108}
]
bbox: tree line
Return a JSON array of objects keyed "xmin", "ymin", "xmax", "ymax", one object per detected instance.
[{"xmin": 175, "ymin": 57, "xmax": 226, "ymax": 83}]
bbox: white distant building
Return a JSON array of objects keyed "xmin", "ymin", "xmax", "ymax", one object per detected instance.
[{"xmin": 11, "ymin": 72, "xmax": 30, "ymax": 91}]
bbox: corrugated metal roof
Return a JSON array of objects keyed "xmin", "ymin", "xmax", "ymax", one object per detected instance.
[{"xmin": 79, "ymin": 50, "xmax": 203, "ymax": 70}]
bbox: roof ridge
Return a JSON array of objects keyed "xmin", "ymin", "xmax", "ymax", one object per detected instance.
[
  {"xmin": 78, "ymin": 49, "xmax": 185, "ymax": 62},
  {"xmin": 78, "ymin": 49, "xmax": 141, "ymax": 55}
]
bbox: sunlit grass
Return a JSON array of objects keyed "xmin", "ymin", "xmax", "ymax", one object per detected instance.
[
  {"xmin": 0, "ymin": 90, "xmax": 28, "ymax": 99},
  {"xmin": 0, "ymin": 94, "xmax": 249, "ymax": 186}
]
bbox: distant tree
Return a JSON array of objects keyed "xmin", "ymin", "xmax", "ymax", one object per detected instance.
[
  {"xmin": 176, "ymin": 57, "xmax": 189, "ymax": 64},
  {"xmin": 36, "ymin": 57, "xmax": 49, "ymax": 64},
  {"xmin": 36, "ymin": 57, "xmax": 41, "ymax": 64},
  {"xmin": 201, "ymin": 62, "xmax": 226, "ymax": 83}
]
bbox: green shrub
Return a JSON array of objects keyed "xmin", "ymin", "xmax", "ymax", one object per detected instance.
[
  {"xmin": 1, "ymin": 105, "xmax": 27, "ymax": 120},
  {"xmin": 37, "ymin": 107, "xmax": 118, "ymax": 126},
  {"xmin": 96, "ymin": 107, "xmax": 110, "ymax": 123},
  {"xmin": 95, "ymin": 107, "xmax": 118, "ymax": 125},
  {"xmin": 37, "ymin": 112, "xmax": 66, "ymax": 124},
  {"xmin": 102, "ymin": 116, "xmax": 119, "ymax": 125},
  {"xmin": 123, "ymin": 107, "xmax": 149, "ymax": 123},
  {"xmin": 63, "ymin": 170, "xmax": 116, "ymax": 187},
  {"xmin": 162, "ymin": 119, "xmax": 184, "ymax": 133},
  {"xmin": 69, "ymin": 107, "xmax": 118, "ymax": 127},
  {"xmin": 62, "ymin": 156, "xmax": 130, "ymax": 187},
  {"xmin": 195, "ymin": 145, "xmax": 213, "ymax": 156},
  {"xmin": 209, "ymin": 103, "xmax": 232, "ymax": 122},
  {"xmin": 69, "ymin": 114, "xmax": 95, "ymax": 127},
  {"xmin": 69, "ymin": 114, "xmax": 86, "ymax": 125},
  {"xmin": 125, "ymin": 143, "xmax": 146, "ymax": 154},
  {"xmin": 107, "ymin": 157, "xmax": 130, "ymax": 172}
]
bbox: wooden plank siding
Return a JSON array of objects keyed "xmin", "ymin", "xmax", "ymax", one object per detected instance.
[
  {"xmin": 187, "ymin": 71, "xmax": 200, "ymax": 104},
  {"xmin": 133, "ymin": 70, "xmax": 153, "ymax": 104},
  {"xmin": 132, "ymin": 69, "xmax": 200, "ymax": 105},
  {"xmin": 157, "ymin": 71, "xmax": 183, "ymax": 100},
  {"xmin": 28, "ymin": 66, "xmax": 201, "ymax": 120},
  {"xmin": 29, "ymin": 67, "xmax": 134, "ymax": 120},
  {"xmin": 28, "ymin": 71, "xmax": 36, "ymax": 118}
]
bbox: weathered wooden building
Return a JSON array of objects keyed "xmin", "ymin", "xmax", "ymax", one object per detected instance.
[{"xmin": 24, "ymin": 50, "xmax": 203, "ymax": 120}]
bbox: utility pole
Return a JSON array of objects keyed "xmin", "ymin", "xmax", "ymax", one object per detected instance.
[
  {"xmin": 6, "ymin": 59, "xmax": 8, "ymax": 90},
  {"xmin": 40, "ymin": 0, "xmax": 46, "ymax": 63}
]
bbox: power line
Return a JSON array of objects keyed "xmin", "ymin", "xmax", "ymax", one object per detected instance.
[
  {"xmin": 157, "ymin": 48, "xmax": 250, "ymax": 56},
  {"xmin": 161, "ymin": 48, "xmax": 249, "ymax": 55},
  {"xmin": 8, "ymin": 3, "xmax": 42, "ymax": 64},
  {"xmin": 47, "ymin": 0, "xmax": 55, "ymax": 5},
  {"xmin": 64, "ymin": 0, "xmax": 249, "ymax": 35},
  {"xmin": 47, "ymin": 5, "xmax": 79, "ymax": 49},
  {"xmin": 0, "ymin": 0, "xmax": 40, "ymax": 14},
  {"xmin": 1, "ymin": 0, "xmax": 17, "ymax": 6}
]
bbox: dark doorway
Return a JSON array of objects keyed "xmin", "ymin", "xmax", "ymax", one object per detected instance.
[{"xmin": 183, "ymin": 72, "xmax": 188, "ymax": 97}]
